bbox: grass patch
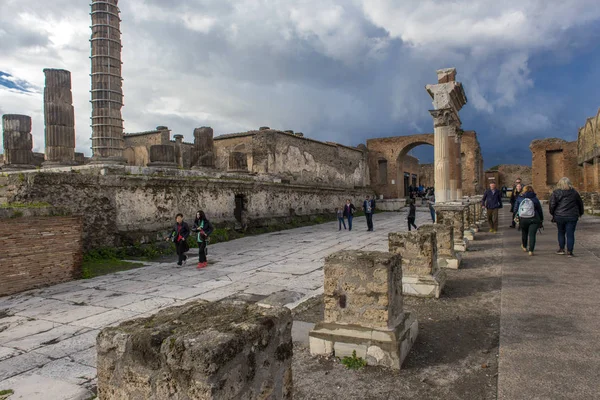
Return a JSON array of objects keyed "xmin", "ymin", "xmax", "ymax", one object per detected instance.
[
  {"xmin": 340, "ymin": 350, "xmax": 367, "ymax": 370},
  {"xmin": 0, "ymin": 201, "xmax": 51, "ymax": 209},
  {"xmin": 0, "ymin": 389, "xmax": 14, "ymax": 399},
  {"xmin": 82, "ymin": 258, "xmax": 144, "ymax": 279}
]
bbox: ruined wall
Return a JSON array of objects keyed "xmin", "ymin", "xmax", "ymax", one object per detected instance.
[
  {"xmin": 6, "ymin": 167, "xmax": 373, "ymax": 249},
  {"xmin": 490, "ymin": 164, "xmax": 533, "ymax": 187},
  {"xmin": 252, "ymin": 130, "xmax": 367, "ymax": 188},
  {"xmin": 577, "ymin": 108, "xmax": 600, "ymax": 192},
  {"xmin": 530, "ymin": 138, "xmax": 582, "ymax": 199},
  {"xmin": 403, "ymin": 155, "xmax": 420, "ymax": 188},
  {"xmin": 213, "ymin": 133, "xmax": 254, "ymax": 171},
  {"xmin": 124, "ymin": 129, "xmax": 172, "ymax": 167},
  {"xmin": 419, "ymin": 164, "xmax": 434, "ymax": 187},
  {"xmin": 0, "ymin": 210, "xmax": 82, "ymax": 296},
  {"xmin": 460, "ymin": 131, "xmax": 485, "ymax": 196}
]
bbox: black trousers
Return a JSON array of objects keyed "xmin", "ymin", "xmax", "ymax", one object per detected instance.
[
  {"xmin": 175, "ymin": 240, "xmax": 188, "ymax": 264},
  {"xmin": 198, "ymin": 241, "xmax": 207, "ymax": 262},
  {"xmin": 366, "ymin": 213, "xmax": 374, "ymax": 230},
  {"xmin": 408, "ymin": 216, "xmax": 417, "ymax": 231}
]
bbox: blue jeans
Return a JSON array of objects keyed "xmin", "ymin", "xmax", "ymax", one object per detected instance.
[
  {"xmin": 429, "ymin": 207, "xmax": 435, "ymax": 222},
  {"xmin": 338, "ymin": 217, "xmax": 346, "ymax": 230},
  {"xmin": 347, "ymin": 215, "xmax": 353, "ymax": 231},
  {"xmin": 555, "ymin": 217, "xmax": 578, "ymax": 252}
]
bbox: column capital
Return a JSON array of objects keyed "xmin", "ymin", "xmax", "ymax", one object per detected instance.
[{"xmin": 429, "ymin": 108, "xmax": 459, "ymax": 128}]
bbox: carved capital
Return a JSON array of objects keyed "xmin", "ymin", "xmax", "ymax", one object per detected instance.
[{"xmin": 429, "ymin": 108, "xmax": 458, "ymax": 128}]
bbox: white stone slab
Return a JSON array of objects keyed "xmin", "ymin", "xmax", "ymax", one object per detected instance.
[
  {"xmin": 69, "ymin": 309, "xmax": 140, "ymax": 329},
  {"xmin": 25, "ymin": 357, "xmax": 96, "ymax": 385},
  {"xmin": 0, "ymin": 373, "xmax": 94, "ymax": 400},
  {"xmin": 120, "ymin": 297, "xmax": 176, "ymax": 313},
  {"xmin": 244, "ymin": 284, "xmax": 287, "ymax": 296},
  {"xmin": 33, "ymin": 330, "xmax": 99, "ymax": 359},
  {"xmin": 0, "ymin": 351, "xmax": 51, "ymax": 381},
  {"xmin": 0, "ymin": 346, "xmax": 22, "ymax": 361},
  {"xmin": 40, "ymin": 305, "xmax": 111, "ymax": 324},
  {"xmin": 4, "ymin": 324, "xmax": 86, "ymax": 352},
  {"xmin": 94, "ymin": 293, "xmax": 151, "ymax": 309},
  {"xmin": 70, "ymin": 346, "xmax": 97, "ymax": 368},
  {"xmin": 258, "ymin": 261, "xmax": 323, "ymax": 275},
  {"xmin": 0, "ymin": 317, "xmax": 58, "ymax": 343},
  {"xmin": 192, "ymin": 279, "xmax": 235, "ymax": 293}
]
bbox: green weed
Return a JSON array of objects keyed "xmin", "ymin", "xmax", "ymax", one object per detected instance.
[{"xmin": 340, "ymin": 350, "xmax": 367, "ymax": 370}]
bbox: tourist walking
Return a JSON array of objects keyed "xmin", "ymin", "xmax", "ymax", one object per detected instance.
[
  {"xmin": 336, "ymin": 207, "xmax": 347, "ymax": 231},
  {"xmin": 481, "ymin": 182, "xmax": 503, "ymax": 233},
  {"xmin": 343, "ymin": 199, "xmax": 356, "ymax": 231},
  {"xmin": 514, "ymin": 185, "xmax": 544, "ymax": 256},
  {"xmin": 363, "ymin": 195, "xmax": 376, "ymax": 231},
  {"xmin": 166, "ymin": 213, "xmax": 190, "ymax": 267},
  {"xmin": 427, "ymin": 192, "xmax": 436, "ymax": 222},
  {"xmin": 549, "ymin": 177, "xmax": 584, "ymax": 257},
  {"xmin": 407, "ymin": 199, "xmax": 418, "ymax": 231},
  {"xmin": 192, "ymin": 210, "xmax": 214, "ymax": 269},
  {"xmin": 509, "ymin": 182, "xmax": 523, "ymax": 228}
]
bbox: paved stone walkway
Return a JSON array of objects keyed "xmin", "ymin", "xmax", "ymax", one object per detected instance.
[
  {"xmin": 498, "ymin": 210, "xmax": 600, "ymax": 400},
  {"xmin": 0, "ymin": 210, "xmax": 432, "ymax": 398}
]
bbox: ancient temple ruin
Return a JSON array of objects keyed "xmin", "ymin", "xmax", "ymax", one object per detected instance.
[{"xmin": 43, "ymin": 68, "xmax": 76, "ymax": 166}]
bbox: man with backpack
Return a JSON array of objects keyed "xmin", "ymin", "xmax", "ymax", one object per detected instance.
[
  {"xmin": 514, "ymin": 185, "xmax": 544, "ymax": 256},
  {"xmin": 481, "ymin": 182, "xmax": 503, "ymax": 233}
]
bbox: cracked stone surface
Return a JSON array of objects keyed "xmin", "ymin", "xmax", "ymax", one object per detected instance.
[{"xmin": 0, "ymin": 210, "xmax": 430, "ymax": 398}]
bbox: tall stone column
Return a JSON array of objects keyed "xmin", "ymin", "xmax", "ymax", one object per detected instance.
[
  {"xmin": 192, "ymin": 127, "xmax": 215, "ymax": 169},
  {"xmin": 455, "ymin": 133, "xmax": 463, "ymax": 199},
  {"xmin": 430, "ymin": 109, "xmax": 456, "ymax": 203},
  {"xmin": 2, "ymin": 114, "xmax": 35, "ymax": 170},
  {"xmin": 43, "ymin": 69, "xmax": 76, "ymax": 166},
  {"xmin": 90, "ymin": 0, "xmax": 125, "ymax": 164},
  {"xmin": 447, "ymin": 128, "xmax": 458, "ymax": 201}
]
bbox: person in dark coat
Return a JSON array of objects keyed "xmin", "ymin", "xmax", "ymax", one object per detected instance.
[
  {"xmin": 549, "ymin": 177, "xmax": 584, "ymax": 257},
  {"xmin": 407, "ymin": 199, "xmax": 417, "ymax": 231},
  {"xmin": 343, "ymin": 199, "xmax": 356, "ymax": 231},
  {"xmin": 166, "ymin": 213, "xmax": 190, "ymax": 267},
  {"xmin": 514, "ymin": 185, "xmax": 544, "ymax": 256},
  {"xmin": 192, "ymin": 210, "xmax": 213, "ymax": 269},
  {"xmin": 363, "ymin": 195, "xmax": 376, "ymax": 231},
  {"xmin": 509, "ymin": 182, "xmax": 523, "ymax": 228},
  {"xmin": 481, "ymin": 182, "xmax": 503, "ymax": 233}
]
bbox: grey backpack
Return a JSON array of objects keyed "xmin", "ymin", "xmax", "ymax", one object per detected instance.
[{"xmin": 518, "ymin": 198, "xmax": 535, "ymax": 218}]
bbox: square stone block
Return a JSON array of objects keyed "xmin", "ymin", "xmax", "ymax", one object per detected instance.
[
  {"xmin": 309, "ymin": 312, "xmax": 418, "ymax": 370},
  {"xmin": 435, "ymin": 204, "xmax": 467, "ymax": 242},
  {"xmin": 464, "ymin": 229, "xmax": 474, "ymax": 241},
  {"xmin": 97, "ymin": 300, "xmax": 293, "ymax": 400},
  {"xmin": 323, "ymin": 251, "xmax": 403, "ymax": 330}
]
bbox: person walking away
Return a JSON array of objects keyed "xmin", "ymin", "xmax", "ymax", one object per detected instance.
[
  {"xmin": 549, "ymin": 177, "xmax": 584, "ymax": 257},
  {"xmin": 481, "ymin": 182, "xmax": 503, "ymax": 233},
  {"xmin": 514, "ymin": 185, "xmax": 544, "ymax": 256},
  {"xmin": 192, "ymin": 210, "xmax": 213, "ymax": 269},
  {"xmin": 166, "ymin": 213, "xmax": 190, "ymax": 267},
  {"xmin": 427, "ymin": 192, "xmax": 436, "ymax": 222},
  {"xmin": 408, "ymin": 199, "xmax": 418, "ymax": 231},
  {"xmin": 509, "ymin": 183, "xmax": 523, "ymax": 228},
  {"xmin": 336, "ymin": 207, "xmax": 347, "ymax": 231},
  {"xmin": 343, "ymin": 199, "xmax": 356, "ymax": 231},
  {"xmin": 363, "ymin": 195, "xmax": 376, "ymax": 231}
]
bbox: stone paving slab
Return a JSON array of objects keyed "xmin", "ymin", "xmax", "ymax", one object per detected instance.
[{"xmin": 0, "ymin": 374, "xmax": 93, "ymax": 400}]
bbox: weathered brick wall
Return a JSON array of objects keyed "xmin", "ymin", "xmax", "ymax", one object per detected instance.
[
  {"xmin": 0, "ymin": 214, "xmax": 83, "ymax": 296},
  {"xmin": 530, "ymin": 138, "xmax": 582, "ymax": 199},
  {"xmin": 213, "ymin": 133, "xmax": 254, "ymax": 171},
  {"xmin": 460, "ymin": 131, "xmax": 485, "ymax": 196},
  {"xmin": 419, "ymin": 163, "xmax": 434, "ymax": 187},
  {"xmin": 491, "ymin": 164, "xmax": 533, "ymax": 187}
]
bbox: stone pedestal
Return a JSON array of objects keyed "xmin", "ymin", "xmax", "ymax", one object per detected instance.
[
  {"xmin": 2, "ymin": 114, "xmax": 35, "ymax": 170},
  {"xmin": 192, "ymin": 126, "xmax": 215, "ymax": 169},
  {"xmin": 173, "ymin": 134, "xmax": 184, "ymax": 168},
  {"xmin": 43, "ymin": 69, "xmax": 76, "ymax": 166},
  {"xmin": 97, "ymin": 300, "xmax": 293, "ymax": 399},
  {"xmin": 389, "ymin": 230, "xmax": 447, "ymax": 297},
  {"xmin": 309, "ymin": 251, "xmax": 418, "ymax": 369},
  {"xmin": 435, "ymin": 203, "xmax": 468, "ymax": 252},
  {"xmin": 147, "ymin": 144, "xmax": 177, "ymax": 168},
  {"xmin": 418, "ymin": 224, "xmax": 461, "ymax": 269}
]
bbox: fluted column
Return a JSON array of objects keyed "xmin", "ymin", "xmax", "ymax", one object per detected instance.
[
  {"xmin": 455, "ymin": 133, "xmax": 463, "ymax": 199},
  {"xmin": 43, "ymin": 68, "xmax": 76, "ymax": 166},
  {"xmin": 430, "ymin": 109, "xmax": 457, "ymax": 203},
  {"xmin": 2, "ymin": 114, "xmax": 35, "ymax": 169},
  {"xmin": 447, "ymin": 128, "xmax": 458, "ymax": 200}
]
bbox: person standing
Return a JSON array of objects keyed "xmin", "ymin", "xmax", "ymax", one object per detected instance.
[
  {"xmin": 481, "ymin": 182, "xmax": 503, "ymax": 233},
  {"xmin": 336, "ymin": 207, "xmax": 347, "ymax": 231},
  {"xmin": 509, "ymin": 182, "xmax": 523, "ymax": 228},
  {"xmin": 166, "ymin": 213, "xmax": 190, "ymax": 267},
  {"xmin": 407, "ymin": 199, "xmax": 418, "ymax": 231},
  {"xmin": 343, "ymin": 199, "xmax": 356, "ymax": 231},
  {"xmin": 192, "ymin": 210, "xmax": 213, "ymax": 269},
  {"xmin": 549, "ymin": 177, "xmax": 584, "ymax": 257},
  {"xmin": 514, "ymin": 185, "xmax": 544, "ymax": 256},
  {"xmin": 363, "ymin": 195, "xmax": 376, "ymax": 231},
  {"xmin": 427, "ymin": 192, "xmax": 436, "ymax": 222}
]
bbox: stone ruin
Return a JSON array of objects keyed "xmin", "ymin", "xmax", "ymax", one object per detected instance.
[
  {"xmin": 309, "ymin": 251, "xmax": 418, "ymax": 369},
  {"xmin": 97, "ymin": 300, "xmax": 293, "ymax": 399}
]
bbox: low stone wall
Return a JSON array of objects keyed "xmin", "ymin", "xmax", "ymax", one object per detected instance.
[
  {"xmin": 3, "ymin": 165, "xmax": 373, "ymax": 249},
  {"xmin": 376, "ymin": 198, "xmax": 406, "ymax": 211},
  {"xmin": 0, "ymin": 207, "xmax": 82, "ymax": 296},
  {"xmin": 97, "ymin": 300, "xmax": 293, "ymax": 399}
]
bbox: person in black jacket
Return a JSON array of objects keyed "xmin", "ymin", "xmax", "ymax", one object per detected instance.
[
  {"xmin": 343, "ymin": 199, "xmax": 356, "ymax": 231},
  {"xmin": 509, "ymin": 182, "xmax": 523, "ymax": 228},
  {"xmin": 481, "ymin": 182, "xmax": 503, "ymax": 233},
  {"xmin": 549, "ymin": 177, "xmax": 584, "ymax": 257},
  {"xmin": 166, "ymin": 213, "xmax": 190, "ymax": 267},
  {"xmin": 407, "ymin": 199, "xmax": 417, "ymax": 231},
  {"xmin": 514, "ymin": 185, "xmax": 544, "ymax": 256},
  {"xmin": 363, "ymin": 195, "xmax": 376, "ymax": 231},
  {"xmin": 192, "ymin": 210, "xmax": 213, "ymax": 269}
]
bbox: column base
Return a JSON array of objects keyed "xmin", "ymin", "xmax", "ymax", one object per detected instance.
[
  {"xmin": 1, "ymin": 164, "xmax": 36, "ymax": 170},
  {"xmin": 402, "ymin": 269, "xmax": 447, "ymax": 298},
  {"xmin": 89, "ymin": 156, "xmax": 126, "ymax": 165},
  {"xmin": 463, "ymin": 229, "xmax": 475, "ymax": 241},
  {"xmin": 438, "ymin": 253, "xmax": 462, "ymax": 269},
  {"xmin": 309, "ymin": 312, "xmax": 419, "ymax": 370},
  {"xmin": 42, "ymin": 161, "xmax": 77, "ymax": 168},
  {"xmin": 146, "ymin": 162, "xmax": 178, "ymax": 169},
  {"xmin": 454, "ymin": 238, "xmax": 469, "ymax": 252}
]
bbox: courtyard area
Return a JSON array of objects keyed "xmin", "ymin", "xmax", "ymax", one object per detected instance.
[{"xmin": 0, "ymin": 208, "xmax": 599, "ymax": 399}]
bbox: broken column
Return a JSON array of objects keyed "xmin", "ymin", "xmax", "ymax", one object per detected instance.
[
  {"xmin": 389, "ymin": 230, "xmax": 447, "ymax": 297},
  {"xmin": 43, "ymin": 68, "xmax": 76, "ymax": 166},
  {"xmin": 2, "ymin": 114, "xmax": 35, "ymax": 170},
  {"xmin": 147, "ymin": 144, "xmax": 177, "ymax": 168},
  {"xmin": 309, "ymin": 251, "xmax": 418, "ymax": 369},
  {"xmin": 435, "ymin": 203, "xmax": 468, "ymax": 252},
  {"xmin": 426, "ymin": 68, "xmax": 468, "ymax": 202},
  {"xmin": 192, "ymin": 126, "xmax": 215, "ymax": 169},
  {"xmin": 97, "ymin": 300, "xmax": 293, "ymax": 399},
  {"xmin": 418, "ymin": 224, "xmax": 461, "ymax": 269},
  {"xmin": 173, "ymin": 134, "xmax": 184, "ymax": 168}
]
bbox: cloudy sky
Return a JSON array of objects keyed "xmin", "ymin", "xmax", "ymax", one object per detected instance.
[{"xmin": 1, "ymin": 0, "xmax": 599, "ymax": 168}]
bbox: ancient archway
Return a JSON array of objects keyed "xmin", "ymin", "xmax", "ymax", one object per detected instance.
[{"xmin": 396, "ymin": 140, "xmax": 434, "ymax": 198}]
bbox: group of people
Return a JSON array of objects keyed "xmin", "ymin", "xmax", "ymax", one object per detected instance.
[
  {"xmin": 335, "ymin": 195, "xmax": 377, "ymax": 231},
  {"xmin": 481, "ymin": 177, "xmax": 584, "ymax": 256},
  {"xmin": 166, "ymin": 210, "xmax": 214, "ymax": 269}
]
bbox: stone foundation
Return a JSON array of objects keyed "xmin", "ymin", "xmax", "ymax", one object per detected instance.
[
  {"xmin": 435, "ymin": 203, "xmax": 468, "ymax": 252},
  {"xmin": 389, "ymin": 230, "xmax": 447, "ymax": 297},
  {"xmin": 417, "ymin": 224, "xmax": 461, "ymax": 269},
  {"xmin": 309, "ymin": 251, "xmax": 418, "ymax": 369},
  {"xmin": 97, "ymin": 300, "xmax": 293, "ymax": 400}
]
